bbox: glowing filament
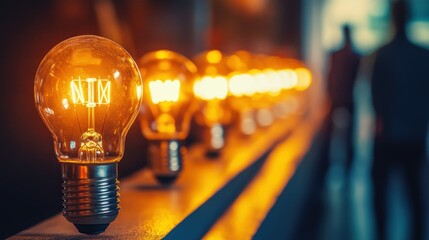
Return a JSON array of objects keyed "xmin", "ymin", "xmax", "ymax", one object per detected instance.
[
  {"xmin": 149, "ymin": 79, "xmax": 180, "ymax": 104},
  {"xmin": 194, "ymin": 76, "xmax": 228, "ymax": 100},
  {"xmin": 278, "ymin": 69, "xmax": 298, "ymax": 90},
  {"xmin": 98, "ymin": 80, "xmax": 111, "ymax": 105},
  {"xmin": 71, "ymin": 78, "xmax": 111, "ymax": 107},
  {"xmin": 252, "ymin": 71, "xmax": 269, "ymax": 94},
  {"xmin": 263, "ymin": 69, "xmax": 282, "ymax": 96},
  {"xmin": 229, "ymin": 73, "xmax": 255, "ymax": 97},
  {"xmin": 295, "ymin": 68, "xmax": 312, "ymax": 91}
]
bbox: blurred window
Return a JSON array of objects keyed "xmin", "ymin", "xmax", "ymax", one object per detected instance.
[{"xmin": 322, "ymin": 0, "xmax": 429, "ymax": 54}]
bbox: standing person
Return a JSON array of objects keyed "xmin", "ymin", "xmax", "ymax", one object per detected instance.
[
  {"xmin": 370, "ymin": 1, "xmax": 429, "ymax": 240},
  {"xmin": 326, "ymin": 24, "xmax": 361, "ymax": 174}
]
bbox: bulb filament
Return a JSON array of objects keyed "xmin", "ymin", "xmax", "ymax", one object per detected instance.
[
  {"xmin": 149, "ymin": 79, "xmax": 180, "ymax": 104},
  {"xmin": 70, "ymin": 77, "xmax": 111, "ymax": 162}
]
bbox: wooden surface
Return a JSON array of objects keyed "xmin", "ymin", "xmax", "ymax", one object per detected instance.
[
  {"xmin": 12, "ymin": 104, "xmax": 325, "ymax": 240},
  {"xmin": 204, "ymin": 109, "xmax": 324, "ymax": 239}
]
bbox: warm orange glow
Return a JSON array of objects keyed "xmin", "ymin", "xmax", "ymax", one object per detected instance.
[
  {"xmin": 193, "ymin": 50, "xmax": 232, "ymax": 131},
  {"xmin": 154, "ymin": 50, "xmax": 172, "ymax": 59},
  {"xmin": 203, "ymin": 102, "xmax": 227, "ymax": 125},
  {"xmin": 204, "ymin": 109, "xmax": 324, "ymax": 239},
  {"xmin": 228, "ymin": 73, "xmax": 256, "ymax": 97},
  {"xmin": 156, "ymin": 113, "xmax": 176, "ymax": 133},
  {"xmin": 138, "ymin": 50, "xmax": 197, "ymax": 140},
  {"xmin": 71, "ymin": 78, "xmax": 111, "ymax": 106},
  {"xmin": 34, "ymin": 35, "xmax": 142, "ymax": 163},
  {"xmin": 206, "ymin": 50, "xmax": 222, "ymax": 64},
  {"xmin": 250, "ymin": 69, "xmax": 268, "ymax": 94},
  {"xmin": 278, "ymin": 69, "xmax": 298, "ymax": 90},
  {"xmin": 136, "ymin": 85, "xmax": 143, "ymax": 100},
  {"xmin": 61, "ymin": 98, "xmax": 69, "ymax": 109},
  {"xmin": 194, "ymin": 75, "xmax": 228, "ymax": 101},
  {"xmin": 226, "ymin": 55, "xmax": 245, "ymax": 71},
  {"xmin": 149, "ymin": 79, "xmax": 181, "ymax": 104},
  {"xmin": 294, "ymin": 68, "xmax": 312, "ymax": 91},
  {"xmin": 263, "ymin": 69, "xmax": 282, "ymax": 96}
]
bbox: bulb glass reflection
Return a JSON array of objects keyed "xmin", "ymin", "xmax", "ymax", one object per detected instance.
[
  {"xmin": 138, "ymin": 50, "xmax": 197, "ymax": 184},
  {"xmin": 139, "ymin": 50, "xmax": 197, "ymax": 140},
  {"xmin": 193, "ymin": 50, "xmax": 232, "ymax": 155},
  {"xmin": 226, "ymin": 51, "xmax": 258, "ymax": 135},
  {"xmin": 35, "ymin": 36, "xmax": 142, "ymax": 163},
  {"xmin": 34, "ymin": 35, "xmax": 142, "ymax": 234}
]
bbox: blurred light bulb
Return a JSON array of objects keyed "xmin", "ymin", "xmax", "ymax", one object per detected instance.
[
  {"xmin": 294, "ymin": 67, "xmax": 312, "ymax": 91},
  {"xmin": 228, "ymin": 72, "xmax": 256, "ymax": 97},
  {"xmin": 138, "ymin": 50, "xmax": 197, "ymax": 185},
  {"xmin": 193, "ymin": 50, "xmax": 232, "ymax": 156},
  {"xmin": 227, "ymin": 51, "xmax": 258, "ymax": 135},
  {"xmin": 34, "ymin": 35, "xmax": 142, "ymax": 235},
  {"xmin": 247, "ymin": 54, "xmax": 278, "ymax": 128},
  {"xmin": 278, "ymin": 69, "xmax": 298, "ymax": 90},
  {"xmin": 277, "ymin": 59, "xmax": 313, "ymax": 117},
  {"xmin": 257, "ymin": 56, "xmax": 288, "ymax": 121}
]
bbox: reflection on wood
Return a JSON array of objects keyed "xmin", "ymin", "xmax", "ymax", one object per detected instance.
[{"xmin": 13, "ymin": 107, "xmax": 325, "ymax": 239}]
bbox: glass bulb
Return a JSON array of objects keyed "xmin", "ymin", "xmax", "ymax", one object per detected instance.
[
  {"xmin": 193, "ymin": 50, "xmax": 232, "ymax": 156},
  {"xmin": 278, "ymin": 59, "xmax": 312, "ymax": 116},
  {"xmin": 34, "ymin": 35, "xmax": 142, "ymax": 234},
  {"xmin": 227, "ymin": 51, "xmax": 257, "ymax": 135},
  {"xmin": 138, "ymin": 50, "xmax": 197, "ymax": 184}
]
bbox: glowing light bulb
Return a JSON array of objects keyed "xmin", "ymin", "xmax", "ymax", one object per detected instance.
[
  {"xmin": 138, "ymin": 50, "xmax": 197, "ymax": 185},
  {"xmin": 34, "ymin": 35, "xmax": 142, "ymax": 234},
  {"xmin": 275, "ymin": 59, "xmax": 313, "ymax": 118},
  {"xmin": 226, "ymin": 51, "xmax": 258, "ymax": 135},
  {"xmin": 251, "ymin": 56, "xmax": 288, "ymax": 123},
  {"xmin": 193, "ymin": 50, "xmax": 232, "ymax": 156},
  {"xmin": 278, "ymin": 69, "xmax": 298, "ymax": 90},
  {"xmin": 244, "ymin": 53, "xmax": 279, "ymax": 128},
  {"xmin": 294, "ymin": 67, "xmax": 312, "ymax": 91}
]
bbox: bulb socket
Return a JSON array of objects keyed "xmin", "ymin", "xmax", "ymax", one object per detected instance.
[
  {"xmin": 203, "ymin": 124, "xmax": 225, "ymax": 158},
  {"xmin": 256, "ymin": 108, "xmax": 274, "ymax": 127},
  {"xmin": 149, "ymin": 140, "xmax": 184, "ymax": 185},
  {"xmin": 240, "ymin": 110, "xmax": 256, "ymax": 136},
  {"xmin": 61, "ymin": 162, "xmax": 119, "ymax": 235}
]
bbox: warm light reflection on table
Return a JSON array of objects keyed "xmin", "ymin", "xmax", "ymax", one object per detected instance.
[
  {"xmin": 15, "ymin": 111, "xmax": 304, "ymax": 239},
  {"xmin": 203, "ymin": 108, "xmax": 325, "ymax": 239},
  {"xmin": 13, "ymin": 72, "xmax": 328, "ymax": 239}
]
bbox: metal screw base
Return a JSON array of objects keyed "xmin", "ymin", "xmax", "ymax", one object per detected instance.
[
  {"xmin": 74, "ymin": 224, "xmax": 109, "ymax": 235},
  {"xmin": 239, "ymin": 110, "xmax": 256, "ymax": 136},
  {"xmin": 149, "ymin": 140, "xmax": 184, "ymax": 185},
  {"xmin": 61, "ymin": 162, "xmax": 119, "ymax": 235},
  {"xmin": 203, "ymin": 124, "xmax": 225, "ymax": 158}
]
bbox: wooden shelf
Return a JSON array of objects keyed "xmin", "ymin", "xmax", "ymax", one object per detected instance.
[{"xmin": 13, "ymin": 105, "xmax": 325, "ymax": 240}]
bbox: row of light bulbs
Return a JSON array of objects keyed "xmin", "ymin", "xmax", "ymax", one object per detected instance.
[{"xmin": 33, "ymin": 35, "xmax": 312, "ymax": 234}]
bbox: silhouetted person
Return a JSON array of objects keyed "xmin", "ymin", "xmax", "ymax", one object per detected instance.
[
  {"xmin": 326, "ymin": 24, "xmax": 361, "ymax": 174},
  {"xmin": 370, "ymin": 1, "xmax": 429, "ymax": 240}
]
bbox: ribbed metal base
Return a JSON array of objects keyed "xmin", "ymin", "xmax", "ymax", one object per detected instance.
[
  {"xmin": 203, "ymin": 124, "xmax": 225, "ymax": 158},
  {"xmin": 61, "ymin": 162, "xmax": 119, "ymax": 234},
  {"xmin": 149, "ymin": 140, "xmax": 184, "ymax": 185}
]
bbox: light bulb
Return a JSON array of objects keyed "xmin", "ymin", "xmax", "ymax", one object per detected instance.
[
  {"xmin": 227, "ymin": 50, "xmax": 257, "ymax": 135},
  {"xmin": 34, "ymin": 35, "xmax": 142, "ymax": 234},
  {"xmin": 277, "ymin": 59, "xmax": 312, "ymax": 116},
  {"xmin": 193, "ymin": 50, "xmax": 231, "ymax": 156},
  {"xmin": 138, "ymin": 50, "xmax": 197, "ymax": 185},
  {"xmin": 252, "ymin": 55, "xmax": 287, "ymax": 125}
]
